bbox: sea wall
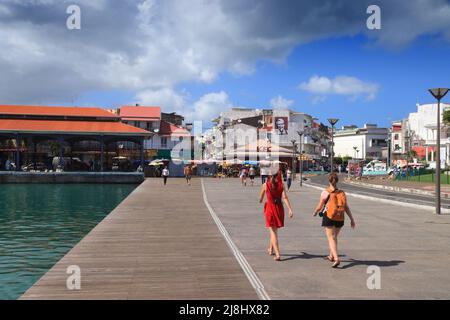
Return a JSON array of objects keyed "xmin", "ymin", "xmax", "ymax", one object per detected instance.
[{"xmin": 0, "ymin": 172, "xmax": 144, "ymax": 184}]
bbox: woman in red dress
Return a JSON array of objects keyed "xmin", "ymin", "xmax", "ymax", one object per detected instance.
[{"xmin": 259, "ymin": 170, "xmax": 294, "ymax": 261}]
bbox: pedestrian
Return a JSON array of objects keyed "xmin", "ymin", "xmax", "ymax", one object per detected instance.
[
  {"xmin": 260, "ymin": 163, "xmax": 269, "ymax": 184},
  {"xmin": 249, "ymin": 166, "xmax": 256, "ymax": 186},
  {"xmin": 313, "ymin": 173, "xmax": 356, "ymax": 268},
  {"xmin": 285, "ymin": 167, "xmax": 292, "ymax": 191},
  {"xmin": 162, "ymin": 166, "xmax": 169, "ymax": 185},
  {"xmin": 184, "ymin": 165, "xmax": 192, "ymax": 185},
  {"xmin": 259, "ymin": 170, "xmax": 294, "ymax": 261},
  {"xmin": 240, "ymin": 167, "xmax": 248, "ymax": 186},
  {"xmin": 5, "ymin": 159, "xmax": 11, "ymax": 171}
]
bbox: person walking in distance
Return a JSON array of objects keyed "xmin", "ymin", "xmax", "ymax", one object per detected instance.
[
  {"xmin": 314, "ymin": 173, "xmax": 356, "ymax": 268},
  {"xmin": 259, "ymin": 170, "xmax": 294, "ymax": 261},
  {"xmin": 249, "ymin": 166, "xmax": 256, "ymax": 186},
  {"xmin": 285, "ymin": 167, "xmax": 292, "ymax": 191},
  {"xmin": 240, "ymin": 166, "xmax": 248, "ymax": 186},
  {"xmin": 162, "ymin": 166, "xmax": 169, "ymax": 186},
  {"xmin": 184, "ymin": 165, "xmax": 192, "ymax": 186}
]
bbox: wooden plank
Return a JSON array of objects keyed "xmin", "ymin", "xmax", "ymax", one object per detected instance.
[{"xmin": 21, "ymin": 178, "xmax": 257, "ymax": 300}]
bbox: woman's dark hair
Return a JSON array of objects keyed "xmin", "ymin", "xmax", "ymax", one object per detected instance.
[
  {"xmin": 328, "ymin": 172, "xmax": 339, "ymax": 185},
  {"xmin": 271, "ymin": 173, "xmax": 278, "ymax": 189}
]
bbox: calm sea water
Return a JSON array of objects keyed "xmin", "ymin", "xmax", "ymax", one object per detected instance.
[{"xmin": 0, "ymin": 184, "xmax": 137, "ymax": 300}]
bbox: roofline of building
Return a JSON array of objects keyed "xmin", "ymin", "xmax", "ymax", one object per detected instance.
[{"xmin": 0, "ymin": 129, "xmax": 151, "ymax": 136}]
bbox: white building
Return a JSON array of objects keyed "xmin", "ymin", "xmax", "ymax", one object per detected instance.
[
  {"xmin": 405, "ymin": 103, "xmax": 450, "ymax": 165},
  {"xmin": 208, "ymin": 108, "xmax": 329, "ymax": 168},
  {"xmin": 333, "ymin": 124, "xmax": 388, "ymax": 160}
]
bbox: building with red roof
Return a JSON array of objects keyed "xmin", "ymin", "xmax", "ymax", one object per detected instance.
[
  {"xmin": 0, "ymin": 105, "xmax": 151, "ymax": 172},
  {"xmin": 116, "ymin": 105, "xmax": 191, "ymax": 161}
]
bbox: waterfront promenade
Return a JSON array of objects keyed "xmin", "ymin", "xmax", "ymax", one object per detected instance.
[
  {"xmin": 21, "ymin": 178, "xmax": 257, "ymax": 299},
  {"xmin": 22, "ymin": 177, "xmax": 450, "ymax": 299}
]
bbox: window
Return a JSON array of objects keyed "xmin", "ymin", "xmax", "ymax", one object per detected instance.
[
  {"xmin": 161, "ymin": 137, "xmax": 167, "ymax": 148},
  {"xmin": 394, "ymin": 134, "xmax": 399, "ymax": 140}
]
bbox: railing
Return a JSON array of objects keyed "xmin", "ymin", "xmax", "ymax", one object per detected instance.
[{"xmin": 395, "ymin": 168, "xmax": 450, "ymax": 184}]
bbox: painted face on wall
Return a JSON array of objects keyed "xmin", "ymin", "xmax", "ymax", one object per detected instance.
[{"xmin": 274, "ymin": 117, "xmax": 288, "ymax": 135}]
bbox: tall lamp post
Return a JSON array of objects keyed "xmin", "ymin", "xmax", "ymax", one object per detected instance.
[
  {"xmin": 297, "ymin": 130, "xmax": 304, "ymax": 186},
  {"xmin": 429, "ymin": 87, "xmax": 449, "ymax": 215},
  {"xmin": 291, "ymin": 139, "xmax": 297, "ymax": 180},
  {"xmin": 386, "ymin": 129, "xmax": 391, "ymax": 170},
  {"xmin": 328, "ymin": 118, "xmax": 339, "ymax": 173}
]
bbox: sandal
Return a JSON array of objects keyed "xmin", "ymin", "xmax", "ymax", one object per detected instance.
[
  {"xmin": 274, "ymin": 256, "xmax": 281, "ymax": 261},
  {"xmin": 332, "ymin": 261, "xmax": 340, "ymax": 268}
]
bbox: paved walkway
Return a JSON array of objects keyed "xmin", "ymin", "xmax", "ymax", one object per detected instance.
[
  {"xmin": 203, "ymin": 178, "xmax": 450, "ymax": 299},
  {"xmin": 21, "ymin": 178, "xmax": 257, "ymax": 299},
  {"xmin": 21, "ymin": 177, "xmax": 450, "ymax": 299}
]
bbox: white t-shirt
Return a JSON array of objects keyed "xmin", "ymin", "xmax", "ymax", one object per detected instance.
[
  {"xmin": 162, "ymin": 168, "xmax": 169, "ymax": 176},
  {"xmin": 286, "ymin": 169, "xmax": 292, "ymax": 178}
]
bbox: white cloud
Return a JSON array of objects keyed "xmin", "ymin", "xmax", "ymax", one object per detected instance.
[
  {"xmin": 136, "ymin": 88, "xmax": 187, "ymax": 110},
  {"xmin": 0, "ymin": 0, "xmax": 449, "ymax": 106},
  {"xmin": 298, "ymin": 75, "xmax": 379, "ymax": 101},
  {"xmin": 191, "ymin": 91, "xmax": 232, "ymax": 122},
  {"xmin": 136, "ymin": 88, "xmax": 232, "ymax": 123},
  {"xmin": 270, "ymin": 95, "xmax": 294, "ymax": 109}
]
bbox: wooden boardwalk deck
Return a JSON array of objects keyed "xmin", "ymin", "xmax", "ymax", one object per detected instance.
[{"xmin": 21, "ymin": 178, "xmax": 257, "ymax": 300}]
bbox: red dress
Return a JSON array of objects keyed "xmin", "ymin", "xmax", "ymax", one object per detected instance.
[{"xmin": 264, "ymin": 173, "xmax": 285, "ymax": 228}]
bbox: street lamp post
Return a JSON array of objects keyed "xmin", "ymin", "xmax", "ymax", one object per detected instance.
[
  {"xmin": 201, "ymin": 135, "xmax": 205, "ymax": 160},
  {"xmin": 429, "ymin": 88, "xmax": 449, "ymax": 215},
  {"xmin": 297, "ymin": 130, "xmax": 304, "ymax": 186},
  {"xmin": 386, "ymin": 130, "xmax": 391, "ymax": 170},
  {"xmin": 291, "ymin": 139, "xmax": 297, "ymax": 181},
  {"xmin": 353, "ymin": 146, "xmax": 358, "ymax": 159},
  {"xmin": 328, "ymin": 118, "xmax": 339, "ymax": 173}
]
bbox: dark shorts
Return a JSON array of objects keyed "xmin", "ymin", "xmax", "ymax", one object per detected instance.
[
  {"xmin": 249, "ymin": 175, "xmax": 255, "ymax": 180},
  {"xmin": 322, "ymin": 215, "xmax": 344, "ymax": 228},
  {"xmin": 185, "ymin": 175, "xmax": 191, "ymax": 180}
]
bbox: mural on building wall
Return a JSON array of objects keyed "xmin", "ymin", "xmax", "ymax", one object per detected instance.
[{"xmin": 274, "ymin": 117, "xmax": 288, "ymax": 135}]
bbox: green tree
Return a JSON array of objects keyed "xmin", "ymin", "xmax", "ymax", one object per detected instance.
[
  {"xmin": 406, "ymin": 150, "xmax": 418, "ymax": 162},
  {"xmin": 443, "ymin": 109, "xmax": 450, "ymax": 125},
  {"xmin": 342, "ymin": 156, "xmax": 352, "ymax": 165}
]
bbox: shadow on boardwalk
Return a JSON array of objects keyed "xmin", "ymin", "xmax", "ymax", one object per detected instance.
[{"xmin": 280, "ymin": 252, "xmax": 405, "ymax": 269}]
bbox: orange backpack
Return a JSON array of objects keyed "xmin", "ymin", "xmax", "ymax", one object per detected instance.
[{"xmin": 326, "ymin": 187, "xmax": 346, "ymax": 221}]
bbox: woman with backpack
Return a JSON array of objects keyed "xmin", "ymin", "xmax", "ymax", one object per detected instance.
[
  {"xmin": 259, "ymin": 170, "xmax": 294, "ymax": 261},
  {"xmin": 314, "ymin": 173, "xmax": 356, "ymax": 268}
]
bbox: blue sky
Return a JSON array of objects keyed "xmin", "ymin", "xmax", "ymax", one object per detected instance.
[
  {"xmin": 75, "ymin": 33, "xmax": 450, "ymax": 128},
  {"xmin": 1, "ymin": 0, "xmax": 450, "ymax": 128}
]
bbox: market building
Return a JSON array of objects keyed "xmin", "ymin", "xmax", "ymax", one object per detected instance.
[{"xmin": 0, "ymin": 105, "xmax": 151, "ymax": 171}]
